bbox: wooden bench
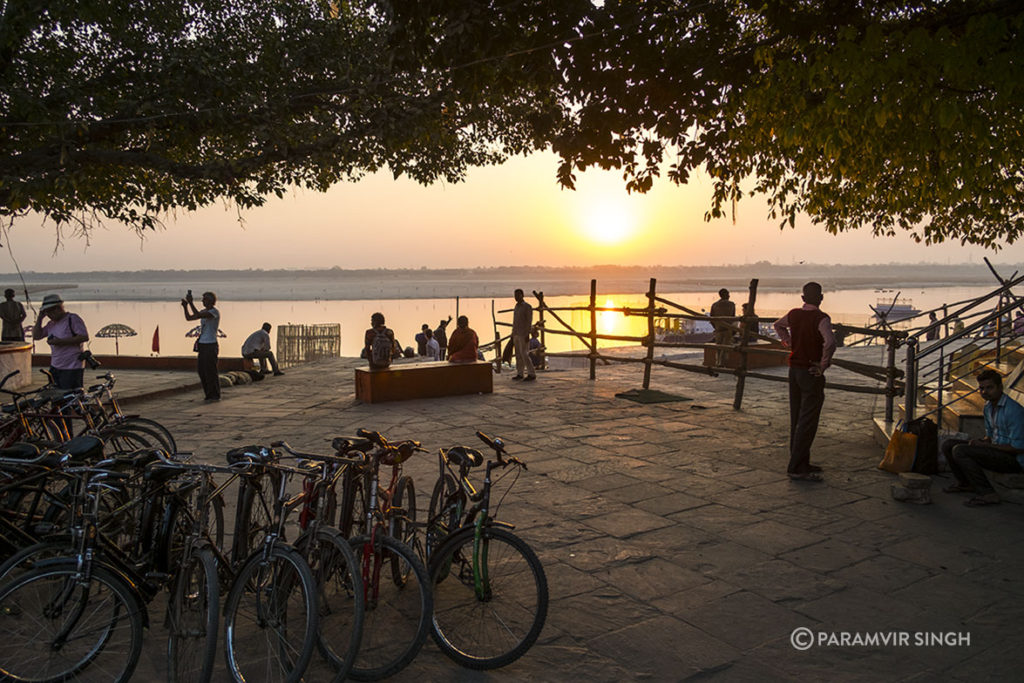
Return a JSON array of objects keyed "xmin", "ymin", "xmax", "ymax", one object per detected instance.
[{"xmin": 355, "ymin": 360, "xmax": 493, "ymax": 403}]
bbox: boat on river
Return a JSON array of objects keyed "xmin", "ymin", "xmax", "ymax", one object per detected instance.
[{"xmin": 870, "ymin": 298, "xmax": 921, "ymax": 322}]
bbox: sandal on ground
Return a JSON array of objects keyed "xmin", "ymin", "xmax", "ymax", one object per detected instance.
[
  {"xmin": 943, "ymin": 484, "xmax": 975, "ymax": 494},
  {"xmin": 808, "ymin": 464, "xmax": 823, "ymax": 473},
  {"xmin": 964, "ymin": 496, "xmax": 1000, "ymax": 507},
  {"xmin": 788, "ymin": 472, "xmax": 824, "ymax": 482}
]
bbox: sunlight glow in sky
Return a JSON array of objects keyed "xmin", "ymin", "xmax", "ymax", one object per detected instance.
[{"xmin": 7, "ymin": 151, "xmax": 1023, "ymax": 272}]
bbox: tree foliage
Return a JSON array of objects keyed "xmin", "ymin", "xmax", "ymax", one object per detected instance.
[
  {"xmin": 2, "ymin": 0, "xmax": 1022, "ymax": 247},
  {"xmin": 0, "ymin": 0, "xmax": 585, "ymax": 232},
  {"xmin": 553, "ymin": 0, "xmax": 1024, "ymax": 248}
]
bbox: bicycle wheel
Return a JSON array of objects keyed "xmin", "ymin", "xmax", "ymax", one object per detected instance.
[
  {"xmin": 231, "ymin": 474, "xmax": 276, "ymax": 566},
  {"xmin": 389, "ymin": 476, "xmax": 417, "ymax": 585},
  {"xmin": 0, "ymin": 560, "xmax": 145, "ymax": 683},
  {"xmin": 296, "ymin": 527, "xmax": 363, "ymax": 679},
  {"xmin": 0, "ymin": 538, "xmax": 72, "ymax": 584},
  {"xmin": 224, "ymin": 544, "xmax": 318, "ymax": 683},
  {"xmin": 156, "ymin": 484, "xmax": 226, "ymax": 575},
  {"xmin": 348, "ymin": 533, "xmax": 431, "ymax": 681},
  {"xmin": 100, "ymin": 427, "xmax": 156, "ymax": 454},
  {"xmin": 426, "ymin": 474, "xmax": 460, "ymax": 560},
  {"xmin": 429, "ymin": 526, "xmax": 548, "ymax": 670},
  {"xmin": 337, "ymin": 467, "xmax": 370, "ymax": 539},
  {"xmin": 167, "ymin": 545, "xmax": 219, "ymax": 683},
  {"xmin": 200, "ymin": 481, "xmax": 226, "ymax": 552},
  {"xmin": 120, "ymin": 417, "xmax": 177, "ymax": 453}
]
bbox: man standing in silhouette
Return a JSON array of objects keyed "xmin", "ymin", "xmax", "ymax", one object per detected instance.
[
  {"xmin": 774, "ymin": 282, "xmax": 836, "ymax": 482},
  {"xmin": 512, "ymin": 289, "xmax": 536, "ymax": 381},
  {"xmin": 182, "ymin": 291, "xmax": 221, "ymax": 401},
  {"xmin": 709, "ymin": 288, "xmax": 736, "ymax": 366}
]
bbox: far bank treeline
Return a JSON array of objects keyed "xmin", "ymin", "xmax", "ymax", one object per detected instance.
[
  {"xmin": 1, "ymin": 1, "xmax": 1022, "ymax": 248},
  {"xmin": 1, "ymin": 264, "xmax": 1021, "ymax": 290}
]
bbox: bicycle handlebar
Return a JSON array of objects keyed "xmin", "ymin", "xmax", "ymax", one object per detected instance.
[
  {"xmin": 271, "ymin": 440, "xmax": 366, "ymax": 467},
  {"xmin": 475, "ymin": 431, "xmax": 527, "ymax": 470},
  {"xmin": 0, "ymin": 370, "xmax": 18, "ymax": 391},
  {"xmin": 152, "ymin": 447, "xmax": 251, "ymax": 475}
]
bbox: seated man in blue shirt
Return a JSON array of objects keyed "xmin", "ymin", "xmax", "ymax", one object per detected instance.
[{"xmin": 942, "ymin": 368, "xmax": 1024, "ymax": 506}]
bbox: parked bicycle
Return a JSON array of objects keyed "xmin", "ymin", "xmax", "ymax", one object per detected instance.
[
  {"xmin": 0, "ymin": 443, "xmax": 149, "ymax": 682},
  {"xmin": 341, "ymin": 428, "xmax": 432, "ymax": 681},
  {"xmin": 426, "ymin": 431, "xmax": 548, "ymax": 669}
]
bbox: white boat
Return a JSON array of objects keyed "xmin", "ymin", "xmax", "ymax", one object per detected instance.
[{"xmin": 871, "ymin": 298, "xmax": 921, "ymax": 322}]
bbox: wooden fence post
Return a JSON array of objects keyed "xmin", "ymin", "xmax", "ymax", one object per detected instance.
[
  {"xmin": 492, "ymin": 299, "xmax": 501, "ymax": 373},
  {"xmin": 589, "ymin": 279, "xmax": 597, "ymax": 380},
  {"xmin": 537, "ymin": 291, "xmax": 546, "ymax": 370},
  {"xmin": 642, "ymin": 278, "xmax": 657, "ymax": 389},
  {"xmin": 732, "ymin": 278, "xmax": 759, "ymax": 410}
]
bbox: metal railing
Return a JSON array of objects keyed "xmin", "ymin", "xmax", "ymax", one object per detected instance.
[{"xmin": 900, "ymin": 273, "xmax": 1024, "ymax": 427}]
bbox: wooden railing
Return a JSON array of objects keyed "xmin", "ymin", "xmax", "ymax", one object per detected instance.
[{"xmin": 493, "ymin": 278, "xmax": 906, "ymax": 414}]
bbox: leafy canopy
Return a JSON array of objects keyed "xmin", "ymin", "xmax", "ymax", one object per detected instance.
[{"xmin": 1, "ymin": 0, "xmax": 1022, "ymax": 247}]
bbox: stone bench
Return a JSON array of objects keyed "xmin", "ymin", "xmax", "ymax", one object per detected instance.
[{"xmin": 355, "ymin": 360, "xmax": 493, "ymax": 403}]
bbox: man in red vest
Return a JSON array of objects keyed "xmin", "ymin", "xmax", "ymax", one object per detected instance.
[{"xmin": 774, "ymin": 282, "xmax": 837, "ymax": 482}]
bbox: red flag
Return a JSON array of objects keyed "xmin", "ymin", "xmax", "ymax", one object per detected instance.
[{"xmin": 152, "ymin": 326, "xmax": 160, "ymax": 354}]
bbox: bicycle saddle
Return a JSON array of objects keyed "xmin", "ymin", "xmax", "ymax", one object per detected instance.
[
  {"xmin": 226, "ymin": 445, "xmax": 276, "ymax": 465},
  {"xmin": 144, "ymin": 460, "xmax": 182, "ymax": 483},
  {"xmin": 1, "ymin": 397, "xmax": 46, "ymax": 414},
  {"xmin": 444, "ymin": 446, "xmax": 483, "ymax": 469},
  {"xmin": 0, "ymin": 442, "xmax": 40, "ymax": 461},
  {"xmin": 60, "ymin": 435, "xmax": 105, "ymax": 462}
]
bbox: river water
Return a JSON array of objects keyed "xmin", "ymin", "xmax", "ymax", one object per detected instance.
[{"xmin": 22, "ymin": 284, "xmax": 1000, "ymax": 358}]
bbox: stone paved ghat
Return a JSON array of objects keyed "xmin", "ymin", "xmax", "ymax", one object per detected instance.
[{"xmin": 124, "ymin": 347, "xmax": 1023, "ymax": 681}]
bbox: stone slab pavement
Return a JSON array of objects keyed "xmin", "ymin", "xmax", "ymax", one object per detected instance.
[{"xmin": 106, "ymin": 347, "xmax": 1024, "ymax": 681}]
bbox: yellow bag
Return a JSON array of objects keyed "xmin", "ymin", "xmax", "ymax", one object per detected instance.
[{"xmin": 879, "ymin": 423, "xmax": 918, "ymax": 473}]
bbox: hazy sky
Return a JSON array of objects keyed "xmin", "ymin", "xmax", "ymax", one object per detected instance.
[{"xmin": 7, "ymin": 151, "xmax": 1022, "ymax": 272}]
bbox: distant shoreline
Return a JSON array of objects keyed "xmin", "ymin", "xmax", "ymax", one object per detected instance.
[{"xmin": 0, "ymin": 263, "xmax": 1015, "ymax": 302}]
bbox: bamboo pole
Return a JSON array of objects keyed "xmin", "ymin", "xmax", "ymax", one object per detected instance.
[
  {"xmin": 529, "ymin": 294, "xmax": 608, "ymax": 363},
  {"xmin": 491, "ymin": 299, "xmax": 501, "ymax": 373},
  {"xmin": 537, "ymin": 290, "xmax": 546, "ymax": 370},
  {"xmin": 496, "ymin": 322, "xmax": 642, "ymax": 344},
  {"xmin": 589, "ymin": 279, "xmax": 597, "ymax": 380},
  {"xmin": 739, "ymin": 370, "xmax": 891, "ymax": 395},
  {"xmin": 643, "ymin": 278, "xmax": 656, "ymax": 389}
]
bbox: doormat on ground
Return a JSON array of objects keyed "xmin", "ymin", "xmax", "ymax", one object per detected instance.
[{"xmin": 615, "ymin": 388, "xmax": 692, "ymax": 404}]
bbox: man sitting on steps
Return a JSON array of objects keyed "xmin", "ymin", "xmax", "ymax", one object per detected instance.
[
  {"xmin": 241, "ymin": 322, "xmax": 284, "ymax": 376},
  {"xmin": 942, "ymin": 368, "xmax": 1024, "ymax": 507}
]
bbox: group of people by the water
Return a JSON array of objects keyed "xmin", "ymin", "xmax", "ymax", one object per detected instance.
[
  {"xmin": 361, "ymin": 288, "xmax": 544, "ymax": 379},
  {"xmin": 363, "ymin": 312, "xmax": 481, "ymax": 368},
  {"xmin": 0, "ymin": 286, "xmax": 287, "ymax": 400}
]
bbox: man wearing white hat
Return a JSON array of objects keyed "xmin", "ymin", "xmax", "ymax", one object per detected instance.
[{"xmin": 32, "ymin": 294, "xmax": 90, "ymax": 389}]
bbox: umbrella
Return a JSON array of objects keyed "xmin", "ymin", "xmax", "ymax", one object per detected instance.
[
  {"xmin": 185, "ymin": 325, "xmax": 227, "ymax": 338},
  {"xmin": 95, "ymin": 323, "xmax": 137, "ymax": 355}
]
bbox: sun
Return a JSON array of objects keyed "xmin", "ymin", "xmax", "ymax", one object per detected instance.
[{"xmin": 582, "ymin": 200, "xmax": 635, "ymax": 245}]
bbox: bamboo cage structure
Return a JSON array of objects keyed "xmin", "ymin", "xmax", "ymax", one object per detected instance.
[
  {"xmin": 492, "ymin": 278, "xmax": 908, "ymax": 414},
  {"xmin": 276, "ymin": 323, "xmax": 341, "ymax": 369}
]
